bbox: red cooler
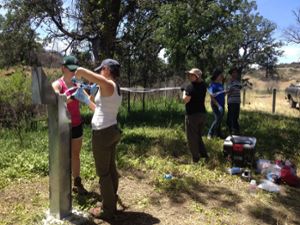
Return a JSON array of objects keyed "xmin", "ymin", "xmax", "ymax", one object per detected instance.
[{"xmin": 223, "ymin": 135, "xmax": 257, "ymax": 167}]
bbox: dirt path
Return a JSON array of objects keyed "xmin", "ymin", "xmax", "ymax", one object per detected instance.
[
  {"xmin": 1, "ymin": 171, "xmax": 300, "ymax": 225},
  {"xmin": 0, "ymin": 174, "xmax": 204, "ymax": 225}
]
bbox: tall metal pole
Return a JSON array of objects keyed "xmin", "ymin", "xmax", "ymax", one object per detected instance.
[{"xmin": 32, "ymin": 67, "xmax": 72, "ymax": 219}]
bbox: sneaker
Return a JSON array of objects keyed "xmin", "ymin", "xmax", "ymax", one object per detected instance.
[
  {"xmin": 207, "ymin": 135, "xmax": 212, "ymax": 140},
  {"xmin": 73, "ymin": 177, "xmax": 88, "ymax": 195}
]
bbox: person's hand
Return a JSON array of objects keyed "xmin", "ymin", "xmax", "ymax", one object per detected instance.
[
  {"xmin": 71, "ymin": 76, "xmax": 80, "ymax": 85},
  {"xmin": 89, "ymin": 83, "xmax": 98, "ymax": 97},
  {"xmin": 218, "ymin": 105, "xmax": 224, "ymax": 114},
  {"xmin": 72, "ymin": 87, "xmax": 90, "ymax": 105}
]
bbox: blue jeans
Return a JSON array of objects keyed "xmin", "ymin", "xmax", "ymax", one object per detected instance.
[{"xmin": 208, "ymin": 104, "xmax": 224, "ymax": 137}]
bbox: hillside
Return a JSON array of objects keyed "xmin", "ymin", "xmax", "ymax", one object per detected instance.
[{"xmin": 245, "ymin": 66, "xmax": 300, "ymax": 92}]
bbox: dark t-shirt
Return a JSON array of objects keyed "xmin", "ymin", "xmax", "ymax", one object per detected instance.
[{"xmin": 184, "ymin": 81, "xmax": 207, "ymax": 115}]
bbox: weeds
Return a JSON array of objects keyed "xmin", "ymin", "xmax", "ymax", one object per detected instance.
[{"xmin": 0, "ymin": 83, "xmax": 300, "ymax": 224}]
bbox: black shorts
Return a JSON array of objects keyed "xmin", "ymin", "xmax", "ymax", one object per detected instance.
[{"xmin": 72, "ymin": 124, "xmax": 83, "ymax": 139}]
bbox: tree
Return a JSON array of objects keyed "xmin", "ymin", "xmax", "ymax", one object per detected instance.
[
  {"xmin": 1, "ymin": 0, "xmax": 137, "ymax": 62},
  {"xmin": 222, "ymin": 2, "xmax": 283, "ymax": 76},
  {"xmin": 154, "ymin": 0, "xmax": 282, "ymax": 77},
  {"xmin": 0, "ymin": 12, "xmax": 42, "ymax": 67},
  {"xmin": 116, "ymin": 0, "xmax": 166, "ymax": 112},
  {"xmin": 155, "ymin": 0, "xmax": 247, "ymax": 74},
  {"xmin": 284, "ymin": 8, "xmax": 300, "ymax": 44}
]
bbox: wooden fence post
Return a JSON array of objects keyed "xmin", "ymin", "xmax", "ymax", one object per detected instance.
[
  {"xmin": 242, "ymin": 89, "xmax": 246, "ymax": 107},
  {"xmin": 272, "ymin": 88, "xmax": 276, "ymax": 114}
]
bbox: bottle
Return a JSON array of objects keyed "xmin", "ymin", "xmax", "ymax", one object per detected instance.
[
  {"xmin": 164, "ymin": 173, "xmax": 173, "ymax": 180},
  {"xmin": 228, "ymin": 167, "xmax": 243, "ymax": 175},
  {"xmin": 249, "ymin": 179, "xmax": 257, "ymax": 194}
]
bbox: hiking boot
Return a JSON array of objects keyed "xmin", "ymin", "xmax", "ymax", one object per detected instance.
[{"xmin": 73, "ymin": 176, "xmax": 88, "ymax": 195}]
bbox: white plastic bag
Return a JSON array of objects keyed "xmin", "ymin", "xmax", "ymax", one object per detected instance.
[{"xmin": 257, "ymin": 179, "xmax": 280, "ymax": 193}]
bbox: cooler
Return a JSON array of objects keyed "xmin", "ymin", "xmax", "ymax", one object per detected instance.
[{"xmin": 223, "ymin": 135, "xmax": 256, "ymax": 168}]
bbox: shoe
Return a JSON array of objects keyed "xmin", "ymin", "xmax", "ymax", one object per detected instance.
[
  {"xmin": 89, "ymin": 207, "xmax": 115, "ymax": 220},
  {"xmin": 116, "ymin": 195, "xmax": 128, "ymax": 211},
  {"xmin": 73, "ymin": 177, "xmax": 88, "ymax": 195},
  {"xmin": 207, "ymin": 135, "xmax": 212, "ymax": 140}
]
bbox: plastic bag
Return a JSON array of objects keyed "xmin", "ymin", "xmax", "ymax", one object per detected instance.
[{"xmin": 258, "ymin": 179, "xmax": 280, "ymax": 193}]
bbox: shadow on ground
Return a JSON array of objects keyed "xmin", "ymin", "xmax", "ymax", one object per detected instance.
[{"xmin": 68, "ymin": 211, "xmax": 160, "ymax": 225}]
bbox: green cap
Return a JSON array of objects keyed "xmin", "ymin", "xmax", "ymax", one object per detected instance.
[{"xmin": 62, "ymin": 55, "xmax": 79, "ymax": 72}]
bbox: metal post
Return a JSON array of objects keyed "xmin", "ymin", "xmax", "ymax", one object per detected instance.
[
  {"xmin": 272, "ymin": 88, "xmax": 276, "ymax": 114},
  {"xmin": 32, "ymin": 67, "xmax": 72, "ymax": 219}
]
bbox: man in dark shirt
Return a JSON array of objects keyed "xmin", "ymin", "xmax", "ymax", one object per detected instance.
[{"xmin": 182, "ymin": 68, "xmax": 208, "ymax": 163}]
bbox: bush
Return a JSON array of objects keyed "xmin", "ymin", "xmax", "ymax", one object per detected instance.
[{"xmin": 0, "ymin": 68, "xmax": 37, "ymax": 144}]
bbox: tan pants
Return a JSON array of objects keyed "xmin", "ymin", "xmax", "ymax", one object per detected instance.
[{"xmin": 92, "ymin": 125, "xmax": 121, "ymax": 217}]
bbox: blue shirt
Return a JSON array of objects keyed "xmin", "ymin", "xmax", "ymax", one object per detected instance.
[{"xmin": 208, "ymin": 82, "xmax": 225, "ymax": 107}]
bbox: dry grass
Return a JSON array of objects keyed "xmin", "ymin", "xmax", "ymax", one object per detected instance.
[
  {"xmin": 242, "ymin": 66, "xmax": 300, "ymax": 118},
  {"xmin": 242, "ymin": 90, "xmax": 300, "ymax": 118}
]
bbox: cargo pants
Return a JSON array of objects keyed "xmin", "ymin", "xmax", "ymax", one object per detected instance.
[{"xmin": 92, "ymin": 124, "xmax": 121, "ymax": 217}]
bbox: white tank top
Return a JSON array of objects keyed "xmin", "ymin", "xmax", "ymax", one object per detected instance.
[{"xmin": 91, "ymin": 82, "xmax": 122, "ymax": 130}]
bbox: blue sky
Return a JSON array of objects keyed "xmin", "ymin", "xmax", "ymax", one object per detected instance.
[{"xmin": 256, "ymin": 0, "xmax": 300, "ymax": 63}]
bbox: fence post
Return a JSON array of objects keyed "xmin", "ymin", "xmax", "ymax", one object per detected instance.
[
  {"xmin": 242, "ymin": 89, "xmax": 246, "ymax": 107},
  {"xmin": 272, "ymin": 88, "xmax": 276, "ymax": 114}
]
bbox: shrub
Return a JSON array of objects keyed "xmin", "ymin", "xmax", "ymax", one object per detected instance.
[{"xmin": 0, "ymin": 68, "xmax": 36, "ymax": 144}]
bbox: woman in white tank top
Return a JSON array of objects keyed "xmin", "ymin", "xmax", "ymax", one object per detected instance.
[{"xmin": 75, "ymin": 59, "xmax": 122, "ymax": 220}]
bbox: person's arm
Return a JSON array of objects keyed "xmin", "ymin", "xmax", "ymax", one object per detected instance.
[
  {"xmin": 75, "ymin": 67, "xmax": 114, "ymax": 97},
  {"xmin": 83, "ymin": 89, "xmax": 96, "ymax": 112},
  {"xmin": 87, "ymin": 101, "xmax": 96, "ymax": 112},
  {"xmin": 209, "ymin": 94, "xmax": 219, "ymax": 107},
  {"xmin": 208, "ymin": 85, "xmax": 218, "ymax": 107},
  {"xmin": 182, "ymin": 90, "xmax": 191, "ymax": 104},
  {"xmin": 72, "ymin": 87, "xmax": 96, "ymax": 112},
  {"xmin": 208, "ymin": 85, "xmax": 223, "ymax": 111},
  {"xmin": 52, "ymin": 80, "xmax": 73, "ymax": 103},
  {"xmin": 52, "ymin": 80, "xmax": 61, "ymax": 94}
]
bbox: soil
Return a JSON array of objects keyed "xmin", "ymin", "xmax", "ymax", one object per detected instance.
[
  {"xmin": 0, "ymin": 172, "xmax": 206, "ymax": 225},
  {"xmin": 1, "ymin": 170, "xmax": 300, "ymax": 225}
]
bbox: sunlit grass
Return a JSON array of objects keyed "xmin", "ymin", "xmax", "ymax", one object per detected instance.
[{"xmin": 1, "ymin": 89, "xmax": 300, "ymax": 224}]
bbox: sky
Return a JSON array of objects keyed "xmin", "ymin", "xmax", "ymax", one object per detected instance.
[{"xmin": 255, "ymin": 0, "xmax": 300, "ymax": 64}]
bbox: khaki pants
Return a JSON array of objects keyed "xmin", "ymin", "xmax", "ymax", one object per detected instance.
[
  {"xmin": 185, "ymin": 113, "xmax": 208, "ymax": 162},
  {"xmin": 92, "ymin": 125, "xmax": 121, "ymax": 217}
]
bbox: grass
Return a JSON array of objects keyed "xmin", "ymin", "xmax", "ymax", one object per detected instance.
[{"xmin": 0, "ymin": 90, "xmax": 300, "ymax": 224}]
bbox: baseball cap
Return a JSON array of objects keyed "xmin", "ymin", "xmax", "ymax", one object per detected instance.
[
  {"xmin": 62, "ymin": 55, "xmax": 79, "ymax": 72},
  {"xmin": 94, "ymin": 58, "xmax": 120, "ymax": 72},
  {"xmin": 185, "ymin": 68, "xmax": 202, "ymax": 78}
]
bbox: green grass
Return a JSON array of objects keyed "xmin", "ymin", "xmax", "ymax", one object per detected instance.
[
  {"xmin": 0, "ymin": 98, "xmax": 300, "ymax": 224},
  {"xmin": 1, "ymin": 99, "xmax": 300, "ymax": 189}
]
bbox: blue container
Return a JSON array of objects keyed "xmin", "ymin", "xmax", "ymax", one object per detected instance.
[
  {"xmin": 228, "ymin": 167, "xmax": 242, "ymax": 175},
  {"xmin": 164, "ymin": 174, "xmax": 173, "ymax": 180}
]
